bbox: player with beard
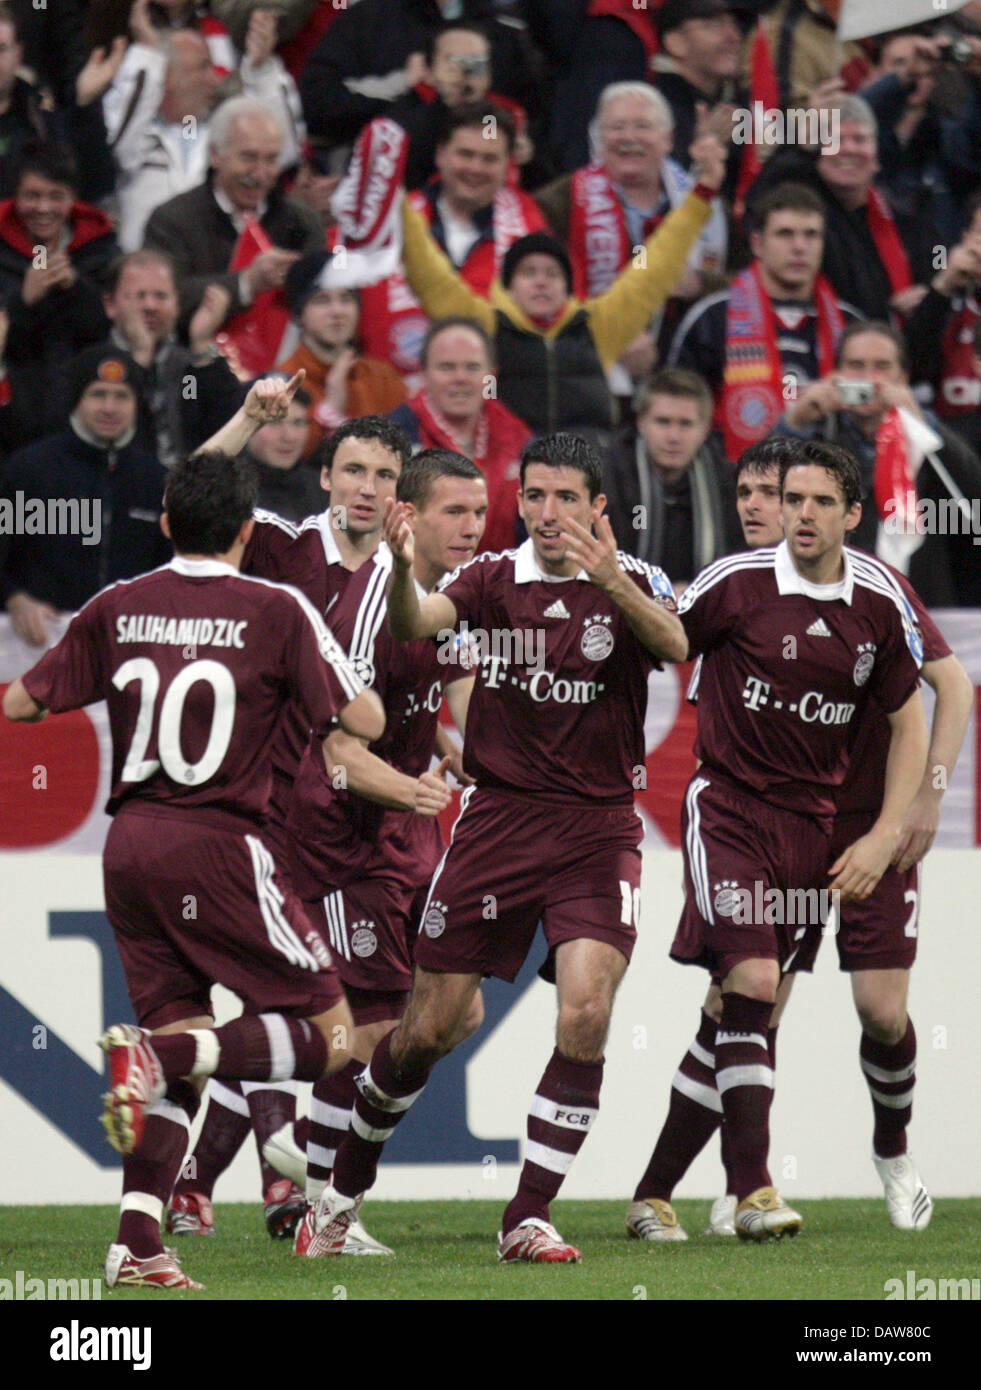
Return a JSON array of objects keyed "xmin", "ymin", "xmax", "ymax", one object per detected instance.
[
  {"xmin": 295, "ymin": 431, "xmax": 689, "ymax": 1263},
  {"xmin": 284, "ymin": 448, "xmax": 489, "ymax": 1256},
  {"xmin": 166, "ymin": 388, "xmax": 411, "ymax": 1244},
  {"xmin": 3, "ymin": 446, "xmax": 384, "ymax": 1290}
]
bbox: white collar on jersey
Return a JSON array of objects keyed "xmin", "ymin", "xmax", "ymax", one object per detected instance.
[
  {"xmin": 315, "ymin": 511, "xmax": 343, "ymax": 566},
  {"xmin": 774, "ymin": 539, "xmax": 854, "ymax": 604},
  {"xmin": 169, "ymin": 556, "xmax": 239, "ymax": 578},
  {"xmin": 513, "ymin": 537, "xmax": 589, "ymax": 584}
]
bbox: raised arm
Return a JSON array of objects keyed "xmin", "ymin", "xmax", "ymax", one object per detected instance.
[
  {"xmin": 194, "ymin": 371, "xmax": 305, "ymax": 458},
  {"xmin": 382, "ymin": 500, "xmax": 459, "ymax": 640}
]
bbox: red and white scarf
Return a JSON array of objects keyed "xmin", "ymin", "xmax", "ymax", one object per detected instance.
[
  {"xmin": 328, "ymin": 117, "xmax": 408, "ymax": 286},
  {"xmin": 865, "ymin": 187, "xmax": 913, "ymax": 297},
  {"xmin": 568, "ymin": 162, "xmax": 657, "ymax": 300},
  {"xmin": 720, "ymin": 263, "xmax": 845, "ymax": 460}
]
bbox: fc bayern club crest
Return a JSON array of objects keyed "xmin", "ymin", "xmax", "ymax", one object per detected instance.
[
  {"xmin": 853, "ymin": 643, "xmax": 876, "ymax": 687},
  {"xmin": 351, "ymin": 923, "xmax": 377, "ymax": 958},
  {"xmin": 732, "ymin": 384, "xmax": 778, "ymax": 434},
  {"xmin": 581, "ymin": 615, "xmax": 614, "ymax": 661},
  {"xmin": 423, "ymin": 901, "xmax": 447, "ymax": 938}
]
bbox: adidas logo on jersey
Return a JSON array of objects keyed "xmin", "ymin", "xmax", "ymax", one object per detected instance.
[
  {"xmin": 806, "ymin": 617, "xmax": 832, "ymax": 637},
  {"xmin": 543, "ymin": 599, "xmax": 570, "ymax": 619}
]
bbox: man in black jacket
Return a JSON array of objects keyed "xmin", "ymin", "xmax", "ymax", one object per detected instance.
[
  {"xmin": 0, "ymin": 346, "xmax": 171, "ymax": 645},
  {"xmin": 602, "ymin": 367, "xmax": 739, "ymax": 586},
  {"xmin": 143, "ymin": 96, "xmax": 323, "ymax": 334}
]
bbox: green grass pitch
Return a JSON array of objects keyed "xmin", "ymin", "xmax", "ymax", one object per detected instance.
[{"xmin": 3, "ymin": 1199, "xmax": 980, "ymax": 1301}]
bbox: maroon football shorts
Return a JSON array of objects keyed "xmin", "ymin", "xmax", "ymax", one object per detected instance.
[
  {"xmin": 305, "ymin": 878, "xmax": 424, "ymax": 1004},
  {"xmin": 671, "ymin": 771, "xmax": 833, "ymax": 979},
  {"xmin": 103, "ymin": 805, "xmax": 344, "ymax": 1029},
  {"xmin": 413, "ymin": 786, "xmax": 643, "ymax": 982},
  {"xmin": 792, "ymin": 810, "xmax": 919, "ymax": 973}
]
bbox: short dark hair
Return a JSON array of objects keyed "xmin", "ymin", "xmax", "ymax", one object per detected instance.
[
  {"xmin": 750, "ymin": 182, "xmax": 825, "ymax": 235},
  {"xmin": 165, "ymin": 452, "xmax": 258, "ymax": 555},
  {"xmin": 835, "ymin": 318, "xmax": 910, "ymax": 374},
  {"xmin": 736, "ymin": 435, "xmax": 804, "ymax": 483},
  {"xmin": 12, "ymin": 139, "xmax": 78, "ymax": 194},
  {"xmin": 105, "ymin": 248, "xmax": 178, "ymax": 299},
  {"xmin": 636, "ymin": 367, "xmax": 712, "ymax": 423},
  {"xmin": 520, "ymin": 433, "xmax": 603, "ymax": 500},
  {"xmin": 320, "ymin": 415, "xmax": 412, "ymax": 474},
  {"xmin": 397, "ymin": 447, "xmax": 485, "ymax": 508},
  {"xmin": 425, "ymin": 20, "xmax": 490, "ymax": 65},
  {"xmin": 780, "ymin": 439, "xmax": 862, "ymax": 511},
  {"xmin": 438, "ymin": 100, "xmax": 516, "ymax": 154},
  {"xmin": 420, "ymin": 315, "xmax": 496, "ymax": 368}
]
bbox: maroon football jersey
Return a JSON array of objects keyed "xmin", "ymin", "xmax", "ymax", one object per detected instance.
[
  {"xmin": 435, "ymin": 539, "xmax": 676, "ymax": 805},
  {"xmin": 836, "ymin": 566, "xmax": 951, "ymax": 814},
  {"xmin": 244, "ymin": 509, "xmax": 362, "ymax": 825},
  {"xmin": 21, "ymin": 557, "xmax": 364, "ymax": 823},
  {"xmin": 288, "ymin": 548, "xmax": 465, "ymax": 896},
  {"xmin": 679, "ymin": 542, "xmax": 923, "ymax": 821}
]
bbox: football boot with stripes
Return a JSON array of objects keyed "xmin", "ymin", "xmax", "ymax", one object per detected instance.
[
  {"xmin": 625, "ymin": 1199, "xmax": 688, "ymax": 1241},
  {"xmin": 497, "ymin": 1218, "xmax": 581, "ymax": 1263},
  {"xmin": 105, "ymin": 1244, "xmax": 204, "ymax": 1290},
  {"xmin": 166, "ymin": 1192, "xmax": 216, "ymax": 1236},
  {"xmin": 735, "ymin": 1186, "xmax": 802, "ymax": 1241},
  {"xmin": 99, "ymin": 1024, "xmax": 166, "ymax": 1155},
  {"xmin": 874, "ymin": 1154, "xmax": 933, "ymax": 1230}
]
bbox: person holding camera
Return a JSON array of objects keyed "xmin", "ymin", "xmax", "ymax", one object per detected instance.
[{"xmin": 774, "ymin": 320, "xmax": 981, "ymax": 606}]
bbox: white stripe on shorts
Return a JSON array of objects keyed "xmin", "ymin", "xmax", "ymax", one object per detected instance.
[{"xmin": 685, "ymin": 776, "xmax": 714, "ymax": 922}]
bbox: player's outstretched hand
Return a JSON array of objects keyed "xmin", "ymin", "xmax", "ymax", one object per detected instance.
[
  {"xmin": 828, "ymin": 828, "xmax": 896, "ymax": 903},
  {"xmin": 560, "ymin": 513, "xmax": 621, "ymax": 592},
  {"xmin": 382, "ymin": 497, "xmax": 415, "ymax": 568},
  {"xmin": 243, "ymin": 370, "xmax": 305, "ymax": 425},
  {"xmin": 415, "ymin": 755, "xmax": 453, "ymax": 817}
]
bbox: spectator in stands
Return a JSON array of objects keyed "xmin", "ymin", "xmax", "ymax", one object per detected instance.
[
  {"xmin": 142, "ymin": 0, "xmax": 237, "ymax": 73},
  {"xmin": 954, "ymin": 317, "xmax": 981, "ymax": 460},
  {"xmin": 390, "ymin": 315, "xmax": 529, "ymax": 554},
  {"xmin": 668, "ymin": 182, "xmax": 860, "ymax": 461},
  {"xmin": 246, "ymin": 378, "xmax": 326, "ymax": 522},
  {"xmin": 527, "ymin": 0, "xmax": 658, "ymax": 173},
  {"xmin": 105, "ymin": 9, "xmax": 305, "ymax": 251},
  {"xmin": 0, "ymin": 140, "xmax": 119, "ymax": 450},
  {"xmin": 905, "ymin": 192, "xmax": 981, "ymax": 425},
  {"xmin": 390, "ymin": 21, "xmax": 495, "ymax": 190},
  {"xmin": 775, "ymin": 320, "xmax": 981, "ymax": 607},
  {"xmin": 101, "ymin": 248, "xmax": 244, "ymax": 468},
  {"xmin": 753, "ymin": 0, "xmax": 871, "ymax": 108},
  {"xmin": 859, "ymin": 28, "xmax": 960, "ymax": 247},
  {"xmin": 535, "ymin": 81, "xmax": 728, "ymax": 409},
  {"xmin": 0, "ymin": 3, "xmax": 122, "ymax": 203},
  {"xmin": 278, "ymin": 251, "xmax": 408, "ymax": 454},
  {"xmin": 653, "ymin": 0, "xmax": 746, "ymax": 199},
  {"xmin": 10, "ymin": 0, "xmax": 89, "ymax": 110},
  {"xmin": 746, "ymin": 95, "xmax": 939, "ymax": 322},
  {"xmin": 398, "ymin": 132, "xmax": 726, "ymax": 454},
  {"xmin": 0, "ymin": 345, "xmax": 171, "ymax": 645},
  {"xmin": 602, "ymin": 368, "xmax": 739, "ymax": 584},
  {"xmin": 299, "ymin": 0, "xmax": 537, "ymax": 150},
  {"xmin": 143, "ymin": 95, "xmax": 323, "ymax": 334},
  {"xmin": 407, "ymin": 103, "xmax": 545, "ymax": 297}
]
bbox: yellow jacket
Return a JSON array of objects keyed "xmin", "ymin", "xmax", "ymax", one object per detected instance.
[{"xmin": 400, "ymin": 190, "xmax": 713, "ymax": 371}]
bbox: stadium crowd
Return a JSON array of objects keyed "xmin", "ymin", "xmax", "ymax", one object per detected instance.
[{"xmin": 1, "ymin": 0, "xmax": 980, "ymax": 1285}]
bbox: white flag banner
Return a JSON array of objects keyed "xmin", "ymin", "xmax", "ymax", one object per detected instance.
[{"xmin": 838, "ymin": 0, "xmax": 970, "ymax": 41}]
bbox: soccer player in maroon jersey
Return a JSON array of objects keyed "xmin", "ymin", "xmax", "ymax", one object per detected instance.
[
  {"xmin": 628, "ymin": 438, "xmax": 974, "ymax": 1240},
  {"xmin": 166, "ymin": 388, "xmax": 413, "ymax": 1241},
  {"xmin": 296, "ymin": 431, "xmax": 689, "ymax": 1263},
  {"xmin": 625, "ymin": 437, "xmax": 931, "ymax": 1241},
  {"xmin": 3, "ymin": 449, "xmax": 385, "ymax": 1291},
  {"xmin": 286, "ymin": 447, "xmax": 489, "ymax": 1256}
]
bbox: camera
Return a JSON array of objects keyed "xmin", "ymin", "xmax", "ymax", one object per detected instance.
[
  {"xmin": 836, "ymin": 380, "xmax": 876, "ymax": 407},
  {"xmin": 940, "ymin": 35, "xmax": 975, "ymax": 66},
  {"xmin": 452, "ymin": 55, "xmax": 491, "ymax": 76}
]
